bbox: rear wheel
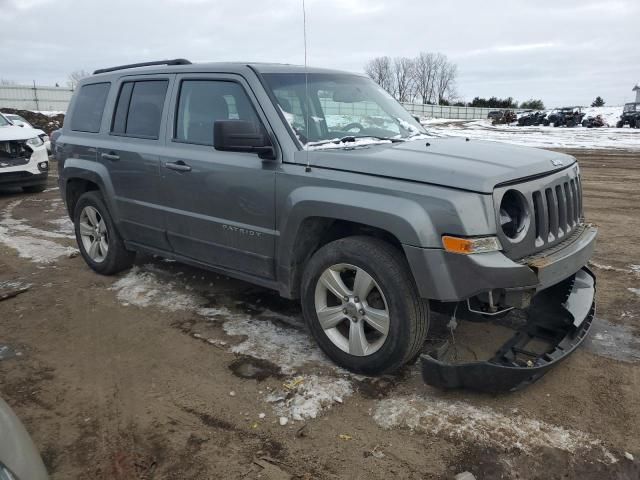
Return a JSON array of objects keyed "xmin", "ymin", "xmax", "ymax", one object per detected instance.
[
  {"xmin": 301, "ymin": 236, "xmax": 429, "ymax": 375},
  {"xmin": 73, "ymin": 191, "xmax": 135, "ymax": 275}
]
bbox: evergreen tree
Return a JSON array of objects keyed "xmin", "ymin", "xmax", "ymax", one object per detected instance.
[{"xmin": 591, "ymin": 96, "xmax": 605, "ymax": 107}]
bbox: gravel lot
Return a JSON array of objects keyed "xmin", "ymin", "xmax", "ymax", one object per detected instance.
[{"xmin": 1, "ymin": 151, "xmax": 639, "ymax": 479}]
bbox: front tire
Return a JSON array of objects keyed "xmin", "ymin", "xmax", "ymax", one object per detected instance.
[
  {"xmin": 301, "ymin": 236, "xmax": 429, "ymax": 375},
  {"xmin": 73, "ymin": 191, "xmax": 135, "ymax": 275}
]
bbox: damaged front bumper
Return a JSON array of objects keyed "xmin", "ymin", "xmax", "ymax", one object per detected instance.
[{"xmin": 421, "ymin": 267, "xmax": 596, "ymax": 393}]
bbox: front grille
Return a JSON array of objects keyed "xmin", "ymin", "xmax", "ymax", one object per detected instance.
[
  {"xmin": 493, "ymin": 164, "xmax": 584, "ymax": 260},
  {"xmin": 531, "ymin": 176, "xmax": 583, "ymax": 248},
  {"xmin": 0, "ymin": 140, "xmax": 31, "ymax": 169}
]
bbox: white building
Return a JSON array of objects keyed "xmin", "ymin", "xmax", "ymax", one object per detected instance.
[{"xmin": 634, "ymin": 84, "xmax": 640, "ymax": 103}]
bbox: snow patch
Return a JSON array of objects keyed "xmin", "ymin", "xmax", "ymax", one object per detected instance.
[
  {"xmin": 223, "ymin": 314, "xmax": 329, "ymax": 373},
  {"xmin": 420, "ymin": 111, "xmax": 640, "ymax": 151},
  {"xmin": 374, "ymin": 395, "xmax": 615, "ymax": 461},
  {"xmin": 110, "ymin": 266, "xmax": 204, "ymax": 311},
  {"xmin": 266, "ymin": 375, "xmax": 353, "ymax": 421},
  {"xmin": 0, "ymin": 200, "xmax": 78, "ymax": 262},
  {"xmin": 628, "ymin": 288, "xmax": 640, "ymax": 297}
]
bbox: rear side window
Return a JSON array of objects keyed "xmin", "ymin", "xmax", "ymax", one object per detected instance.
[
  {"xmin": 174, "ymin": 80, "xmax": 260, "ymax": 146},
  {"xmin": 70, "ymin": 82, "xmax": 110, "ymax": 133},
  {"xmin": 111, "ymin": 80, "xmax": 168, "ymax": 139}
]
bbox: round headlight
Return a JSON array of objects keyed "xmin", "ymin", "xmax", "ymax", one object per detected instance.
[{"xmin": 499, "ymin": 190, "xmax": 529, "ymax": 241}]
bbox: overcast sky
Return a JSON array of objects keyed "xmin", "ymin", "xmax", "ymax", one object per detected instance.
[{"xmin": 1, "ymin": 0, "xmax": 638, "ymax": 106}]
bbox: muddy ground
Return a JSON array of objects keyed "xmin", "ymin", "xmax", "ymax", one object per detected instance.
[{"xmin": 0, "ymin": 151, "xmax": 639, "ymax": 480}]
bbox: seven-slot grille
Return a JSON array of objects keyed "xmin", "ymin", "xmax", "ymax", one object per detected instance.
[{"xmin": 531, "ymin": 175, "xmax": 583, "ymax": 248}]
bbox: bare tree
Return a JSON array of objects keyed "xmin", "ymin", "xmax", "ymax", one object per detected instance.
[
  {"xmin": 412, "ymin": 52, "xmax": 437, "ymax": 104},
  {"xmin": 393, "ymin": 57, "xmax": 414, "ymax": 103},
  {"xmin": 364, "ymin": 56, "xmax": 395, "ymax": 95},
  {"xmin": 0, "ymin": 79, "xmax": 17, "ymax": 86},
  {"xmin": 67, "ymin": 69, "xmax": 91, "ymax": 90},
  {"xmin": 433, "ymin": 54, "xmax": 457, "ymax": 105}
]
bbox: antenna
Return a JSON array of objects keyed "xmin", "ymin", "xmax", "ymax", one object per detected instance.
[{"xmin": 302, "ymin": 0, "xmax": 311, "ymax": 172}]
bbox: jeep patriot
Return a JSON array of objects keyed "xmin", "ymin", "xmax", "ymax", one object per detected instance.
[{"xmin": 57, "ymin": 59, "xmax": 597, "ymax": 391}]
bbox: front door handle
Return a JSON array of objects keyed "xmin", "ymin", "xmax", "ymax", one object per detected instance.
[
  {"xmin": 164, "ymin": 161, "xmax": 192, "ymax": 172},
  {"xmin": 101, "ymin": 152, "xmax": 120, "ymax": 162}
]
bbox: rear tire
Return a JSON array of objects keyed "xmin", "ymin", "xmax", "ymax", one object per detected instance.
[
  {"xmin": 301, "ymin": 236, "xmax": 429, "ymax": 375},
  {"xmin": 73, "ymin": 191, "xmax": 135, "ymax": 275}
]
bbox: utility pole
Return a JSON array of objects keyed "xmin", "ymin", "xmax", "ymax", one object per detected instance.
[{"xmin": 32, "ymin": 80, "xmax": 40, "ymax": 111}]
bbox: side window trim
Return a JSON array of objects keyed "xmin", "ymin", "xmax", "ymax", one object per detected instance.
[{"xmin": 109, "ymin": 78, "xmax": 170, "ymax": 140}]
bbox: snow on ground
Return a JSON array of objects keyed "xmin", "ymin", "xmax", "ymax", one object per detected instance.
[
  {"xmin": 421, "ymin": 106, "xmax": 640, "ymax": 150},
  {"xmin": 110, "ymin": 265, "xmax": 352, "ymax": 421},
  {"xmin": 374, "ymin": 395, "xmax": 616, "ymax": 463},
  {"xmin": 0, "ymin": 199, "xmax": 78, "ymax": 263}
]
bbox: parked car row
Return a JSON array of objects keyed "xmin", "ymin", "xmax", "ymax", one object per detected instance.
[{"xmin": 488, "ymin": 103, "xmax": 640, "ymax": 128}]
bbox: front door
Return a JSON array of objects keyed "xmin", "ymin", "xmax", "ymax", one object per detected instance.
[{"xmin": 158, "ymin": 74, "xmax": 277, "ymax": 279}]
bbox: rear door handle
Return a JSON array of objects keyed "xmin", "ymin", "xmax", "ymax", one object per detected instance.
[
  {"xmin": 164, "ymin": 161, "xmax": 192, "ymax": 172},
  {"xmin": 101, "ymin": 152, "xmax": 120, "ymax": 162}
]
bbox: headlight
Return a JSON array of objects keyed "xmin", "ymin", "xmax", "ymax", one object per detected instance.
[
  {"xmin": 442, "ymin": 235, "xmax": 502, "ymax": 254},
  {"xmin": 499, "ymin": 190, "xmax": 529, "ymax": 241},
  {"xmin": 26, "ymin": 137, "xmax": 44, "ymax": 148}
]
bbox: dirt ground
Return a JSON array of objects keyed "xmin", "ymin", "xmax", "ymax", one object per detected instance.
[{"xmin": 1, "ymin": 151, "xmax": 639, "ymax": 480}]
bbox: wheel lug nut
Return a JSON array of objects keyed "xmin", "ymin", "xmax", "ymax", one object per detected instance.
[
  {"xmin": 342, "ymin": 308, "xmax": 347, "ymax": 314},
  {"xmin": 351, "ymin": 317, "xmax": 357, "ymax": 322},
  {"xmin": 354, "ymin": 296, "xmax": 359, "ymax": 302},
  {"xmin": 359, "ymin": 309, "xmax": 364, "ymax": 315}
]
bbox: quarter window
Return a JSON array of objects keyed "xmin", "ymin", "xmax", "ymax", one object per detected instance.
[
  {"xmin": 70, "ymin": 82, "xmax": 110, "ymax": 133},
  {"xmin": 175, "ymin": 80, "xmax": 260, "ymax": 146},
  {"xmin": 111, "ymin": 80, "xmax": 169, "ymax": 139}
]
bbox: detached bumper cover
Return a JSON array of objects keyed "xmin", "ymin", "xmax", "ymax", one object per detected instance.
[{"xmin": 421, "ymin": 267, "xmax": 595, "ymax": 392}]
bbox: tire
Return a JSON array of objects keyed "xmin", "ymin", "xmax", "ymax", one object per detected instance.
[
  {"xmin": 301, "ymin": 236, "xmax": 429, "ymax": 375},
  {"xmin": 616, "ymin": 121, "xmax": 624, "ymax": 128},
  {"xmin": 73, "ymin": 191, "xmax": 135, "ymax": 275},
  {"xmin": 22, "ymin": 184, "xmax": 46, "ymax": 193}
]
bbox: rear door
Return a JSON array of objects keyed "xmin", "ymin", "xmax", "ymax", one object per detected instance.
[
  {"xmin": 158, "ymin": 73, "xmax": 278, "ymax": 279},
  {"xmin": 98, "ymin": 75, "xmax": 173, "ymax": 250}
]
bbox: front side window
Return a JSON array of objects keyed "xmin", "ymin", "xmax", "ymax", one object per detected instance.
[
  {"xmin": 70, "ymin": 82, "xmax": 110, "ymax": 133},
  {"xmin": 262, "ymin": 73, "xmax": 426, "ymax": 148},
  {"xmin": 112, "ymin": 80, "xmax": 169, "ymax": 139},
  {"xmin": 175, "ymin": 80, "xmax": 260, "ymax": 146}
]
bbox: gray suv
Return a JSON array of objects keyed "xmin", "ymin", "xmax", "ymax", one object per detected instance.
[{"xmin": 57, "ymin": 60, "xmax": 597, "ymax": 391}]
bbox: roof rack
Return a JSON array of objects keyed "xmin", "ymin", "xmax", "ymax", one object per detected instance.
[{"xmin": 93, "ymin": 59, "xmax": 192, "ymax": 75}]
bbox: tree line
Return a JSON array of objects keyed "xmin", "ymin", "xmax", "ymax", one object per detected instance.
[{"xmin": 364, "ymin": 52, "xmax": 458, "ymax": 104}]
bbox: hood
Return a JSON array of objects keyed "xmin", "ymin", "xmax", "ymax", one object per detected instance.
[
  {"xmin": 0, "ymin": 125, "xmax": 42, "ymax": 142},
  {"xmin": 296, "ymin": 137, "xmax": 576, "ymax": 193}
]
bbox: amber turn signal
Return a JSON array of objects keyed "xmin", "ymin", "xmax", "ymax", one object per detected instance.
[{"xmin": 442, "ymin": 235, "xmax": 502, "ymax": 255}]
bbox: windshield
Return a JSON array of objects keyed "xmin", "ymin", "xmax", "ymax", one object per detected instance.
[
  {"xmin": 624, "ymin": 104, "xmax": 638, "ymax": 112},
  {"xmin": 262, "ymin": 73, "xmax": 427, "ymax": 148},
  {"xmin": 0, "ymin": 114, "xmax": 10, "ymax": 127}
]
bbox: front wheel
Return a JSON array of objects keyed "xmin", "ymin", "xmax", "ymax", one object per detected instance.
[
  {"xmin": 301, "ymin": 236, "xmax": 429, "ymax": 375},
  {"xmin": 73, "ymin": 191, "xmax": 135, "ymax": 275}
]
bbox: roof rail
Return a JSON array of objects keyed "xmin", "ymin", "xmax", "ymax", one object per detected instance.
[{"xmin": 93, "ymin": 58, "xmax": 192, "ymax": 75}]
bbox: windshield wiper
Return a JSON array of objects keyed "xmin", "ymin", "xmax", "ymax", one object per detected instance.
[{"xmin": 306, "ymin": 135, "xmax": 403, "ymax": 148}]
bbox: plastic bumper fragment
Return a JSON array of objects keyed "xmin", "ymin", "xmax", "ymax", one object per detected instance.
[{"xmin": 420, "ymin": 267, "xmax": 596, "ymax": 392}]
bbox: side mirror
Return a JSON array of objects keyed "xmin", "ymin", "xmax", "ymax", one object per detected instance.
[{"xmin": 213, "ymin": 120, "xmax": 275, "ymax": 160}]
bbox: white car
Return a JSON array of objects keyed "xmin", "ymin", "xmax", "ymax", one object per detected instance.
[
  {"xmin": 0, "ymin": 113, "xmax": 49, "ymax": 193},
  {"xmin": 2, "ymin": 113, "xmax": 51, "ymax": 153}
]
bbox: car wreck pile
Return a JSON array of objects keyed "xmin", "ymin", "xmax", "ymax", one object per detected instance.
[{"xmin": 487, "ymin": 103, "xmax": 640, "ymax": 129}]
